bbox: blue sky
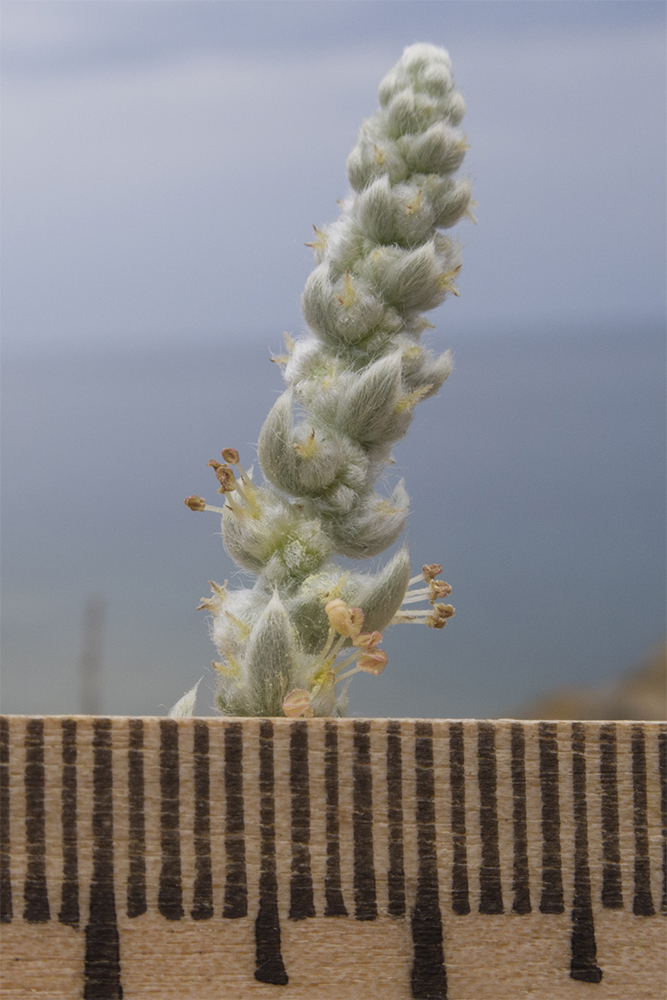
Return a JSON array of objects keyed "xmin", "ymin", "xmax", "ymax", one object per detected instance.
[{"xmin": 2, "ymin": 1, "xmax": 665, "ymax": 354}]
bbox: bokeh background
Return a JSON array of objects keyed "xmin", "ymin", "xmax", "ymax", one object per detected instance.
[{"xmin": 2, "ymin": 0, "xmax": 665, "ymax": 719}]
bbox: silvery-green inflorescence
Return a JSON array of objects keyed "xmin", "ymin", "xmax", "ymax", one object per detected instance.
[{"xmin": 185, "ymin": 44, "xmax": 472, "ymax": 718}]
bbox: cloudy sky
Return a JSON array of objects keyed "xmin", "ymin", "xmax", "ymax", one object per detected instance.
[{"xmin": 2, "ymin": 0, "xmax": 665, "ymax": 355}]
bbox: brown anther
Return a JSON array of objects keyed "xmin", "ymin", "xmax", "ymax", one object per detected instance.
[
  {"xmin": 422, "ymin": 563, "xmax": 443, "ymax": 583},
  {"xmin": 325, "ymin": 598, "xmax": 364, "ymax": 639},
  {"xmin": 353, "ymin": 630, "xmax": 382, "ymax": 650},
  {"xmin": 222, "ymin": 448, "xmax": 240, "ymax": 464},
  {"xmin": 215, "ymin": 465, "xmax": 236, "ymax": 491},
  {"xmin": 184, "ymin": 495, "xmax": 207, "ymax": 512},
  {"xmin": 357, "ymin": 648, "xmax": 388, "ymax": 675},
  {"xmin": 282, "ymin": 689, "xmax": 313, "ymax": 719},
  {"xmin": 429, "ymin": 580, "xmax": 452, "ymax": 602},
  {"xmin": 207, "ymin": 459, "xmax": 223, "ymax": 471}
]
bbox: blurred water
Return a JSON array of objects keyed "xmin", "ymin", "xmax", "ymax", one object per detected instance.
[{"xmin": 1, "ymin": 322, "xmax": 664, "ymax": 718}]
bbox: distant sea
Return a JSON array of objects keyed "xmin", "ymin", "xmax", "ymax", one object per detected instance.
[{"xmin": 1, "ymin": 321, "xmax": 665, "ymax": 718}]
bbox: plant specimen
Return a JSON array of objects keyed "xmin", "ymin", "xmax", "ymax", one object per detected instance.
[{"xmin": 183, "ymin": 43, "xmax": 472, "ymax": 718}]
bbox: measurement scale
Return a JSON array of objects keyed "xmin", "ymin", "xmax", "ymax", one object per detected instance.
[{"xmin": 1, "ymin": 717, "xmax": 664, "ymax": 999}]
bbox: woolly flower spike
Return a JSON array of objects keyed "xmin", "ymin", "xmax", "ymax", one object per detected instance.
[{"xmin": 184, "ymin": 44, "xmax": 468, "ymax": 717}]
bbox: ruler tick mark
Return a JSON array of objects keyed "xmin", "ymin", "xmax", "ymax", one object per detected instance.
[
  {"xmin": 23, "ymin": 718, "xmax": 50, "ymax": 923},
  {"xmin": 659, "ymin": 726, "xmax": 666, "ymax": 915},
  {"xmin": 599, "ymin": 723, "xmax": 623, "ymax": 910},
  {"xmin": 289, "ymin": 721, "xmax": 315, "ymax": 920},
  {"xmin": 127, "ymin": 719, "xmax": 147, "ymax": 918},
  {"xmin": 631, "ymin": 725, "xmax": 655, "ymax": 916},
  {"xmin": 191, "ymin": 722, "xmax": 213, "ymax": 920},
  {"xmin": 386, "ymin": 720, "xmax": 406, "ymax": 918},
  {"xmin": 58, "ymin": 719, "xmax": 80, "ymax": 927},
  {"xmin": 570, "ymin": 723, "xmax": 602, "ymax": 983},
  {"xmin": 223, "ymin": 722, "xmax": 247, "ymax": 919},
  {"xmin": 538, "ymin": 722, "xmax": 564, "ymax": 914},
  {"xmin": 353, "ymin": 720, "xmax": 377, "ymax": 920},
  {"xmin": 323, "ymin": 722, "xmax": 347, "ymax": 917},
  {"xmin": 158, "ymin": 719, "xmax": 184, "ymax": 920},
  {"xmin": 0, "ymin": 716, "xmax": 12, "ymax": 923},
  {"xmin": 84, "ymin": 718, "xmax": 122, "ymax": 1000},
  {"xmin": 510, "ymin": 723, "xmax": 531, "ymax": 914},
  {"xmin": 449, "ymin": 722, "xmax": 470, "ymax": 915},
  {"xmin": 478, "ymin": 722, "xmax": 504, "ymax": 914},
  {"xmin": 255, "ymin": 720, "xmax": 288, "ymax": 985},
  {"xmin": 411, "ymin": 721, "xmax": 447, "ymax": 1000}
]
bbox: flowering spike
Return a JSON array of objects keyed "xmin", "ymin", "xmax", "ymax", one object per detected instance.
[{"xmin": 185, "ymin": 44, "xmax": 467, "ymax": 716}]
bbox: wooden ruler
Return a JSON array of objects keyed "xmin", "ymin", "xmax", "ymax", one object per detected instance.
[{"xmin": 0, "ymin": 717, "xmax": 665, "ymax": 999}]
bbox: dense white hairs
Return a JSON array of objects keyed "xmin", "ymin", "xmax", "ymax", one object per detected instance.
[{"xmin": 194, "ymin": 44, "xmax": 471, "ymax": 717}]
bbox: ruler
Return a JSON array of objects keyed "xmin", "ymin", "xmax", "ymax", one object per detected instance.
[{"xmin": 0, "ymin": 717, "xmax": 665, "ymax": 999}]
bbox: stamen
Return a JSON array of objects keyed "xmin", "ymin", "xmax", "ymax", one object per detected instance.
[
  {"xmin": 220, "ymin": 492, "xmax": 243, "ymax": 514},
  {"xmin": 332, "ymin": 649, "xmax": 362, "ymax": 676},
  {"xmin": 391, "ymin": 611, "xmax": 431, "ymax": 623},
  {"xmin": 335, "ymin": 664, "xmax": 363, "ymax": 683},
  {"xmin": 329, "ymin": 634, "xmax": 347, "ymax": 660},
  {"xmin": 337, "ymin": 648, "xmax": 387, "ymax": 681},
  {"xmin": 325, "ymin": 599, "xmax": 364, "ymax": 639},
  {"xmin": 401, "ymin": 581, "xmax": 452, "ymax": 605},
  {"xmin": 218, "ymin": 449, "xmax": 260, "ymax": 513},
  {"xmin": 316, "ymin": 627, "xmax": 337, "ymax": 665},
  {"xmin": 422, "ymin": 563, "xmax": 443, "ymax": 583},
  {"xmin": 401, "ymin": 589, "xmax": 431, "ymax": 603}
]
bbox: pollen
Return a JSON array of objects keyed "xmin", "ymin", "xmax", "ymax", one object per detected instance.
[
  {"xmin": 305, "ymin": 225, "xmax": 327, "ymax": 252},
  {"xmin": 212, "ymin": 659, "xmax": 241, "ymax": 679},
  {"xmin": 438, "ymin": 265, "xmax": 462, "ymax": 296},
  {"xmin": 326, "ymin": 598, "xmax": 364, "ymax": 639},
  {"xmin": 294, "ymin": 426, "xmax": 318, "ymax": 460},
  {"xmin": 406, "ymin": 189, "xmax": 423, "ymax": 215},
  {"xmin": 394, "ymin": 384, "xmax": 432, "ymax": 413},
  {"xmin": 336, "ymin": 271, "xmax": 356, "ymax": 310}
]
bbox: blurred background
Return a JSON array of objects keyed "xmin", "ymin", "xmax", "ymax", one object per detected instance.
[{"xmin": 2, "ymin": 0, "xmax": 665, "ymax": 720}]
